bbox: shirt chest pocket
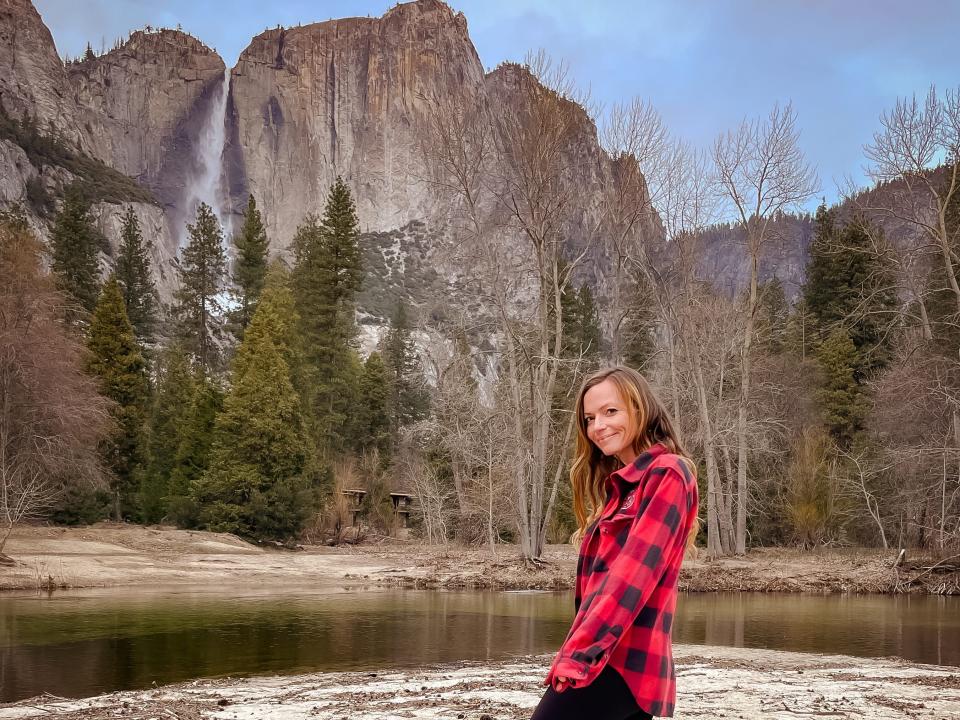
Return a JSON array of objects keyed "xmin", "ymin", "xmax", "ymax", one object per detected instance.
[{"xmin": 597, "ymin": 509, "xmax": 635, "ymax": 548}]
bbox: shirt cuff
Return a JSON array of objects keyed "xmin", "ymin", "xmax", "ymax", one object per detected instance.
[{"xmin": 550, "ymin": 655, "xmax": 598, "ymax": 690}]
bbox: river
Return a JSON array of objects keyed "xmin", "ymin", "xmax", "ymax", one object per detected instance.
[{"xmin": 1, "ymin": 587, "xmax": 958, "ymax": 702}]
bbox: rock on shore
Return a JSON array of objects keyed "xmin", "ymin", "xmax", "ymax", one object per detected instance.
[{"xmin": 3, "ymin": 644, "xmax": 959, "ymax": 719}]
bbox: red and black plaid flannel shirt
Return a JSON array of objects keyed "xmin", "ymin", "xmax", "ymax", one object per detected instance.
[{"xmin": 545, "ymin": 443, "xmax": 699, "ymax": 718}]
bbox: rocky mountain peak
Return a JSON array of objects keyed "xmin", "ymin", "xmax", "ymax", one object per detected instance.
[
  {"xmin": 71, "ymin": 27, "xmax": 223, "ymax": 70},
  {"xmin": 0, "ymin": 0, "xmax": 78, "ymax": 138},
  {"xmin": 66, "ymin": 25, "xmax": 225, "ymax": 212},
  {"xmin": 484, "ymin": 61, "xmax": 600, "ymax": 142}
]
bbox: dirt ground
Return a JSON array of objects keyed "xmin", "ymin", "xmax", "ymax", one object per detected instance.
[
  {"xmin": 1, "ymin": 522, "xmax": 955, "ymax": 594},
  {"xmin": 2, "ymin": 644, "xmax": 959, "ymax": 719}
]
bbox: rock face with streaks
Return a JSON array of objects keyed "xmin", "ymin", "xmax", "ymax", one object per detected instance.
[
  {"xmin": 0, "ymin": 0, "xmax": 80, "ymax": 141},
  {"xmin": 228, "ymin": 0, "xmax": 485, "ymax": 247},
  {"xmin": 67, "ymin": 29, "xmax": 226, "ymax": 212},
  {"xmin": 0, "ymin": 0, "xmax": 663, "ymax": 314},
  {"xmin": 227, "ymin": 2, "xmax": 660, "ymax": 319},
  {"xmin": 0, "ymin": 1, "xmax": 229, "ymax": 293}
]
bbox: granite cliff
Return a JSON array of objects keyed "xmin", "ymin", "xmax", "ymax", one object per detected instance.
[
  {"xmin": 0, "ymin": 0, "xmax": 662, "ymax": 318},
  {"xmin": 229, "ymin": 0, "xmax": 485, "ymax": 247},
  {"xmin": 0, "ymin": 0, "xmax": 229, "ymax": 292}
]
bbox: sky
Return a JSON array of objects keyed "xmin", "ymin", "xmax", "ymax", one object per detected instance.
[{"xmin": 32, "ymin": 0, "xmax": 960, "ymax": 210}]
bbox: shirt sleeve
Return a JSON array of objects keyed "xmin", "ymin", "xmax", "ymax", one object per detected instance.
[{"xmin": 547, "ymin": 463, "xmax": 693, "ymax": 690}]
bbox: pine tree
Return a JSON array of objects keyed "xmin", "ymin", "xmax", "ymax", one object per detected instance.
[
  {"xmin": 166, "ymin": 375, "xmax": 222, "ymax": 527},
  {"xmin": 354, "ymin": 352, "xmax": 392, "ymax": 457},
  {"xmin": 555, "ymin": 282, "xmax": 603, "ymax": 410},
  {"xmin": 115, "ymin": 206, "xmax": 158, "ymax": 342},
  {"xmin": 52, "ymin": 185, "xmax": 101, "ymax": 316},
  {"xmin": 175, "ymin": 202, "xmax": 226, "ymax": 374},
  {"xmin": 619, "ymin": 270, "xmax": 657, "ymax": 369},
  {"xmin": 803, "ymin": 204, "xmax": 845, "ymax": 331},
  {"xmin": 291, "ymin": 178, "xmax": 364, "ymax": 453},
  {"xmin": 231, "ymin": 194, "xmax": 269, "ymax": 337},
  {"xmin": 85, "ymin": 275, "xmax": 150, "ymax": 519},
  {"xmin": 292, "ymin": 178, "xmax": 363, "ymax": 358},
  {"xmin": 140, "ymin": 344, "xmax": 195, "ymax": 523},
  {"xmin": 757, "ymin": 277, "xmax": 789, "ymax": 355},
  {"xmin": 195, "ymin": 271, "xmax": 309, "ymax": 540},
  {"xmin": 802, "ymin": 206, "xmax": 898, "ymax": 378},
  {"xmin": 838, "ymin": 219, "xmax": 898, "ymax": 375},
  {"xmin": 234, "ymin": 262, "xmax": 303, "ymax": 381},
  {"xmin": 784, "ymin": 298, "xmax": 814, "ymax": 362},
  {"xmin": 380, "ymin": 301, "xmax": 429, "ymax": 438},
  {"xmin": 815, "ymin": 328, "xmax": 867, "ymax": 446},
  {"xmin": 563, "ymin": 284, "xmax": 603, "ymax": 362}
]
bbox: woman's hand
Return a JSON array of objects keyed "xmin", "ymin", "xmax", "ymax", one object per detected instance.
[{"xmin": 554, "ymin": 676, "xmax": 569, "ymax": 692}]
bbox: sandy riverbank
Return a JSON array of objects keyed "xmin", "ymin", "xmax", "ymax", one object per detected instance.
[
  {"xmin": 2, "ymin": 644, "xmax": 959, "ymax": 719},
  {"xmin": 1, "ymin": 523, "xmax": 954, "ymax": 594}
]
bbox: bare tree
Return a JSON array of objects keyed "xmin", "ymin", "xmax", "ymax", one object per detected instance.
[
  {"xmin": 425, "ymin": 329, "xmax": 481, "ymax": 538},
  {"xmin": 312, "ymin": 458, "xmax": 361, "ymax": 545},
  {"xmin": 779, "ymin": 427, "xmax": 849, "ymax": 549},
  {"xmin": 468, "ymin": 409, "xmax": 512, "ymax": 556},
  {"xmin": 0, "ymin": 215, "xmax": 108, "ymax": 557},
  {"xmin": 627, "ymin": 136, "xmax": 738, "ymax": 557},
  {"xmin": 600, "ymin": 98, "xmax": 668, "ymax": 364},
  {"xmin": 869, "ymin": 340, "xmax": 960, "ymax": 552},
  {"xmin": 420, "ymin": 322, "xmax": 517, "ymax": 553},
  {"xmin": 864, "ymin": 86, "xmax": 960, "ymax": 316},
  {"xmin": 422, "ymin": 51, "xmax": 596, "ymax": 561},
  {"xmin": 399, "ymin": 429, "xmax": 455, "ymax": 545},
  {"xmin": 713, "ymin": 103, "xmax": 818, "ymax": 554},
  {"xmin": 836, "ymin": 447, "xmax": 894, "ymax": 550}
]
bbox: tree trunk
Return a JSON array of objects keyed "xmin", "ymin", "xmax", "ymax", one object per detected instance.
[
  {"xmin": 610, "ymin": 257, "xmax": 624, "ymax": 365},
  {"xmin": 735, "ymin": 244, "xmax": 760, "ymax": 555},
  {"xmin": 914, "ymin": 288, "xmax": 934, "ymax": 341},
  {"xmin": 667, "ymin": 322, "xmax": 682, "ymax": 428},
  {"xmin": 0, "ymin": 520, "xmax": 12, "ymax": 557},
  {"xmin": 682, "ymin": 333, "xmax": 725, "ymax": 556},
  {"xmin": 718, "ymin": 443, "xmax": 737, "ymax": 553},
  {"xmin": 937, "ymin": 213, "xmax": 960, "ymax": 317}
]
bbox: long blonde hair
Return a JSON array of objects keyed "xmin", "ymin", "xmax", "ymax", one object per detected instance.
[{"xmin": 570, "ymin": 366, "xmax": 698, "ymax": 550}]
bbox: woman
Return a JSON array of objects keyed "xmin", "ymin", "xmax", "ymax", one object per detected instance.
[{"xmin": 532, "ymin": 366, "xmax": 699, "ymax": 720}]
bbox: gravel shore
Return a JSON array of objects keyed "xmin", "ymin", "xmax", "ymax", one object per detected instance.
[{"xmin": 2, "ymin": 644, "xmax": 959, "ymax": 719}]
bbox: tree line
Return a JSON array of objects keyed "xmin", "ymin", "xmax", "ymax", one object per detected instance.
[
  {"xmin": 3, "ymin": 59, "xmax": 959, "ymax": 562},
  {"xmin": 413, "ymin": 65, "xmax": 960, "ymax": 561},
  {"xmin": 0, "ymin": 179, "xmax": 429, "ymax": 556}
]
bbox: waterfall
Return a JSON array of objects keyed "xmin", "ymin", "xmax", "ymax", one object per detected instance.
[{"xmin": 181, "ymin": 68, "xmax": 231, "ymax": 247}]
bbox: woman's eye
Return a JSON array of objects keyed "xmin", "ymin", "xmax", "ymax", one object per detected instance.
[
  {"xmin": 585, "ymin": 417, "xmax": 594, "ymax": 424},
  {"xmin": 606, "ymin": 408, "xmax": 617, "ymax": 415}
]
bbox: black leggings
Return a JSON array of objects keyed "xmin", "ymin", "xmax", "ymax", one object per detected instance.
[{"xmin": 531, "ymin": 665, "xmax": 654, "ymax": 720}]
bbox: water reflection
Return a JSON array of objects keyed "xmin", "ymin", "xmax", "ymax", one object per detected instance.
[
  {"xmin": 0, "ymin": 588, "xmax": 572, "ymax": 702},
  {"xmin": 1, "ymin": 588, "xmax": 957, "ymax": 702},
  {"xmin": 676, "ymin": 592, "xmax": 960, "ymax": 667}
]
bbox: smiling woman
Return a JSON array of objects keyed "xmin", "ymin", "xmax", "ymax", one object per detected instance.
[
  {"xmin": 583, "ymin": 379, "xmax": 640, "ymax": 465},
  {"xmin": 532, "ymin": 366, "xmax": 699, "ymax": 720}
]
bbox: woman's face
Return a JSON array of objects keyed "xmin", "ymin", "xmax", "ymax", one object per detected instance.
[{"xmin": 583, "ymin": 378, "xmax": 639, "ymax": 465}]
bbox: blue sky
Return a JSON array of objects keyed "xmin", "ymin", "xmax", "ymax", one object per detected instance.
[{"xmin": 34, "ymin": 0, "xmax": 960, "ymax": 208}]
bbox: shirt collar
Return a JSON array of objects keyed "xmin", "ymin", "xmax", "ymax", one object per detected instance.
[{"xmin": 611, "ymin": 442, "xmax": 667, "ymax": 485}]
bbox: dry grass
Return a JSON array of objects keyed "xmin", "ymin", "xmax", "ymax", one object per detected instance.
[{"xmin": 3, "ymin": 523, "xmax": 958, "ymax": 594}]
